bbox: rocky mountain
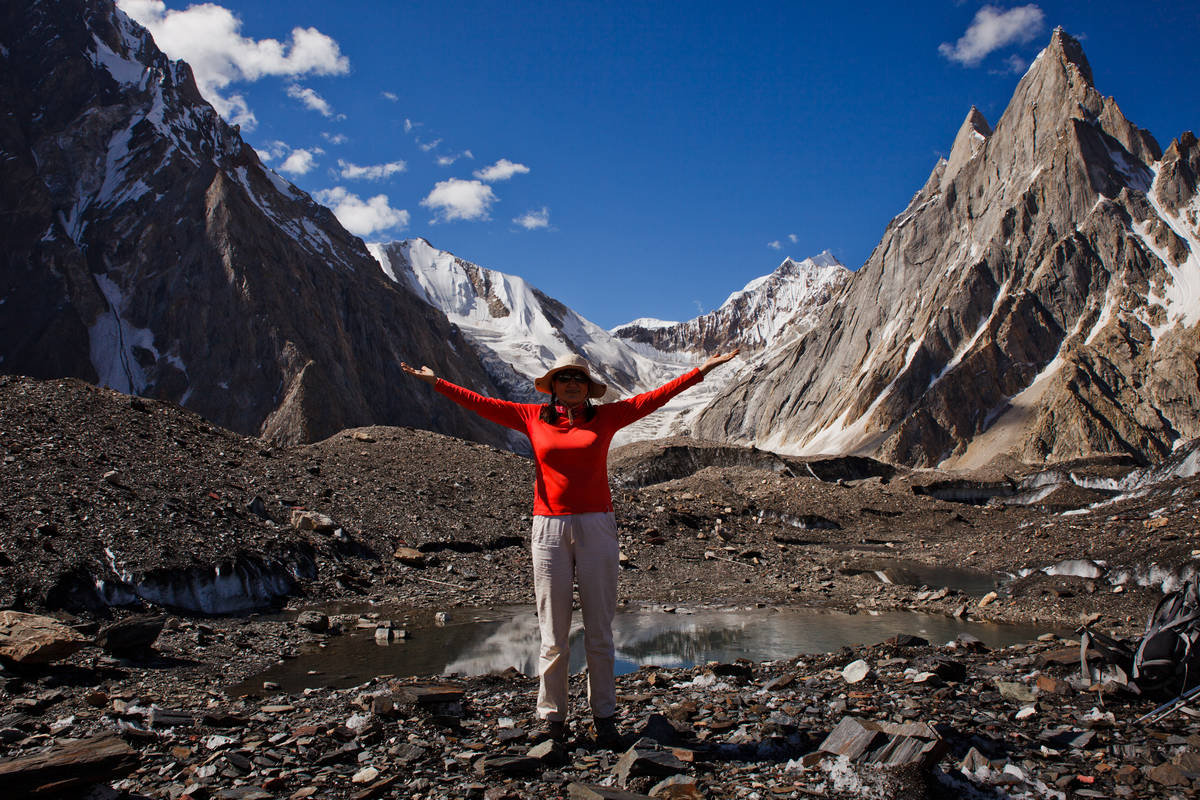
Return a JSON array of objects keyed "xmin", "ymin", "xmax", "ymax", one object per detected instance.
[
  {"xmin": 610, "ymin": 251, "xmax": 848, "ymax": 357},
  {"xmin": 0, "ymin": 0, "xmax": 514, "ymax": 449},
  {"xmin": 694, "ymin": 29, "xmax": 1200, "ymax": 469}
]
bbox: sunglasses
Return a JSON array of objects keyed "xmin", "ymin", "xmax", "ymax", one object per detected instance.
[{"xmin": 554, "ymin": 371, "xmax": 590, "ymax": 384}]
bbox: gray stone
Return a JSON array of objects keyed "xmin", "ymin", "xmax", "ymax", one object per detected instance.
[
  {"xmin": 296, "ymin": 611, "xmax": 329, "ymax": 633},
  {"xmin": 474, "ymin": 755, "xmax": 541, "ymax": 777},
  {"xmin": 615, "ymin": 742, "xmax": 688, "ymax": 787},
  {"xmin": 568, "ymin": 784, "xmax": 654, "ymax": 800}
]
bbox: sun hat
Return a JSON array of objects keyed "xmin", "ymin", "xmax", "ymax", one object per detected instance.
[{"xmin": 535, "ymin": 354, "xmax": 607, "ymax": 399}]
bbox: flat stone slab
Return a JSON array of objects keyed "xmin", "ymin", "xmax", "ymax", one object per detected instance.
[
  {"xmin": 0, "ymin": 611, "xmax": 88, "ymax": 665},
  {"xmin": 0, "ymin": 733, "xmax": 138, "ymax": 794},
  {"xmin": 474, "ymin": 755, "xmax": 541, "ymax": 776},
  {"xmin": 615, "ymin": 741, "xmax": 689, "ymax": 786},
  {"xmin": 568, "ymin": 784, "xmax": 654, "ymax": 800}
]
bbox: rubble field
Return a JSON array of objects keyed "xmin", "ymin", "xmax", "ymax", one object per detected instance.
[{"xmin": 3, "ymin": 375, "xmax": 1200, "ymax": 798}]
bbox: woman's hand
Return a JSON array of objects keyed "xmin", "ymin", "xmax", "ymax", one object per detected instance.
[
  {"xmin": 401, "ymin": 362, "xmax": 438, "ymax": 385},
  {"xmin": 698, "ymin": 348, "xmax": 740, "ymax": 376}
]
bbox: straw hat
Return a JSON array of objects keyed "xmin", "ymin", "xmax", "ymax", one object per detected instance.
[{"xmin": 534, "ymin": 354, "xmax": 607, "ymax": 399}]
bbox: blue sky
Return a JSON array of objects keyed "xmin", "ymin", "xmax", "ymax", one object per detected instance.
[{"xmin": 118, "ymin": 1, "xmax": 1199, "ymax": 329}]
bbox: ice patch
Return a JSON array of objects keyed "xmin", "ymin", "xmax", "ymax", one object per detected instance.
[
  {"xmin": 1043, "ymin": 559, "xmax": 1104, "ymax": 579},
  {"xmin": 89, "ymin": 272, "xmax": 159, "ymax": 394},
  {"xmin": 1132, "ymin": 170, "xmax": 1200, "ymax": 332}
]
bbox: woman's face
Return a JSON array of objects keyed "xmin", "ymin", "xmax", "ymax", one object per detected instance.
[{"xmin": 553, "ymin": 370, "xmax": 590, "ymax": 404}]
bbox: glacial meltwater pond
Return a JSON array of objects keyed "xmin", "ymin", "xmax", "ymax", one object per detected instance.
[{"xmin": 230, "ymin": 605, "xmax": 1059, "ymax": 695}]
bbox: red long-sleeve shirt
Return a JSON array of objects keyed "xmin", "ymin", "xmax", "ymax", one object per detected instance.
[{"xmin": 434, "ymin": 369, "xmax": 703, "ymax": 516}]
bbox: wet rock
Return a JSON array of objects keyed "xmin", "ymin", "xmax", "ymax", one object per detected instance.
[
  {"xmin": 295, "ymin": 611, "xmax": 329, "ymax": 633},
  {"xmin": 888, "ymin": 633, "xmax": 931, "ymax": 647},
  {"xmin": 0, "ymin": 611, "xmax": 88, "ymax": 665},
  {"xmin": 705, "ymin": 662, "xmax": 752, "ymax": 682}
]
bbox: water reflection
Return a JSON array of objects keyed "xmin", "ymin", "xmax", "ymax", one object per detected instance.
[{"xmin": 232, "ymin": 605, "xmax": 1057, "ymax": 694}]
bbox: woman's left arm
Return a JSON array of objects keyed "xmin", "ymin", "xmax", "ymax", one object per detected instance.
[{"xmin": 610, "ymin": 349, "xmax": 740, "ymax": 426}]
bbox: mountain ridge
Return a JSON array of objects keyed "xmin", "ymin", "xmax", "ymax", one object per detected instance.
[
  {"xmin": 0, "ymin": 0, "xmax": 516, "ymax": 450},
  {"xmin": 692, "ymin": 28, "xmax": 1200, "ymax": 468}
]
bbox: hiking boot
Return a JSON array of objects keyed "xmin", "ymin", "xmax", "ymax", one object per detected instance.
[
  {"xmin": 590, "ymin": 716, "xmax": 623, "ymax": 749},
  {"xmin": 532, "ymin": 719, "xmax": 568, "ymax": 743}
]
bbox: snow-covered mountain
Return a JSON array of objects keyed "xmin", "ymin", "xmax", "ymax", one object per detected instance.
[
  {"xmin": 369, "ymin": 239, "xmax": 845, "ymax": 445},
  {"xmin": 610, "ymin": 252, "xmax": 848, "ymax": 357}
]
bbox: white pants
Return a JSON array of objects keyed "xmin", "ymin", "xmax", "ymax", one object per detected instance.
[{"xmin": 531, "ymin": 512, "xmax": 619, "ymax": 721}]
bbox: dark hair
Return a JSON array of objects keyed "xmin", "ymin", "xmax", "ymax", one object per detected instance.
[{"xmin": 539, "ymin": 392, "xmax": 596, "ymax": 424}]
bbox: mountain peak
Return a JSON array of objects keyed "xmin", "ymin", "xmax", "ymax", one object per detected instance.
[
  {"xmin": 1045, "ymin": 27, "xmax": 1094, "ymax": 86},
  {"xmin": 941, "ymin": 106, "xmax": 993, "ymax": 190}
]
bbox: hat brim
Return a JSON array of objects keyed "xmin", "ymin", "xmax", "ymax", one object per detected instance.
[{"xmin": 535, "ymin": 367, "xmax": 607, "ymax": 399}]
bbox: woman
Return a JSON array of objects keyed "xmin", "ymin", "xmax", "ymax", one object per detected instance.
[{"xmin": 402, "ymin": 349, "xmax": 738, "ymax": 745}]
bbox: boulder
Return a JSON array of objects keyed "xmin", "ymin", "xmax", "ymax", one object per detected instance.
[
  {"xmin": 0, "ymin": 611, "xmax": 88, "ymax": 665},
  {"xmin": 97, "ymin": 614, "xmax": 165, "ymax": 657}
]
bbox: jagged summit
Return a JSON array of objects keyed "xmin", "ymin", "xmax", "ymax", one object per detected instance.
[
  {"xmin": 694, "ymin": 28, "xmax": 1200, "ymax": 468},
  {"xmin": 1045, "ymin": 26, "xmax": 1094, "ymax": 85},
  {"xmin": 941, "ymin": 106, "xmax": 992, "ymax": 190}
]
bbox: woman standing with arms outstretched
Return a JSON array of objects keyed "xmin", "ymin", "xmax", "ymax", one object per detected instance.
[{"xmin": 402, "ymin": 350, "xmax": 738, "ymax": 746}]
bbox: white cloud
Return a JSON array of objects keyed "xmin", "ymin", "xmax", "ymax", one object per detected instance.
[
  {"xmin": 436, "ymin": 155, "xmax": 458, "ymax": 166},
  {"xmin": 421, "ymin": 178, "xmax": 497, "ymax": 223},
  {"xmin": 1000, "ymin": 53, "xmax": 1029, "ymax": 73},
  {"xmin": 404, "ymin": 119, "xmax": 414, "ymax": 133},
  {"xmin": 321, "ymin": 132, "xmax": 348, "ymax": 145},
  {"xmin": 938, "ymin": 4, "xmax": 1045, "ymax": 67},
  {"xmin": 514, "ymin": 207, "xmax": 550, "ymax": 230},
  {"xmin": 767, "ymin": 240, "xmax": 782, "ymax": 250},
  {"xmin": 381, "ymin": 91, "xmax": 398, "ymax": 102},
  {"xmin": 279, "ymin": 147, "xmax": 322, "ymax": 175},
  {"xmin": 255, "ymin": 140, "xmax": 289, "ymax": 163},
  {"xmin": 788, "ymin": 233, "xmax": 799, "ymax": 243},
  {"xmin": 337, "ymin": 159, "xmax": 407, "ymax": 180},
  {"xmin": 314, "ymin": 186, "xmax": 409, "ymax": 236},
  {"xmin": 418, "ymin": 138, "xmax": 442, "ymax": 152},
  {"xmin": 473, "ymin": 158, "xmax": 530, "ymax": 182},
  {"xmin": 117, "ymin": 0, "xmax": 348, "ymax": 129},
  {"xmin": 286, "ymin": 83, "xmax": 333, "ymax": 116}
]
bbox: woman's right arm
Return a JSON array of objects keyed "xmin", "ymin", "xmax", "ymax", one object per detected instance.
[{"xmin": 402, "ymin": 362, "xmax": 529, "ymax": 432}]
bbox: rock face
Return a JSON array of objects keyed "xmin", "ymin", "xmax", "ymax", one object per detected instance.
[
  {"xmin": 0, "ymin": 0, "xmax": 512, "ymax": 449},
  {"xmin": 694, "ymin": 29, "xmax": 1200, "ymax": 468}
]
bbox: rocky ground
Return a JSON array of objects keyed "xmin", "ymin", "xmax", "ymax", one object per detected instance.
[{"xmin": 3, "ymin": 375, "xmax": 1200, "ymax": 798}]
